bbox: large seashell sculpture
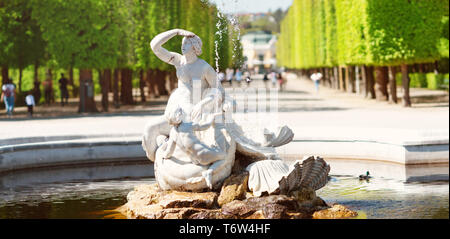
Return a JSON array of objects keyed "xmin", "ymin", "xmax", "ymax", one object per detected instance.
[
  {"xmin": 246, "ymin": 156, "xmax": 331, "ymax": 197},
  {"xmin": 279, "ymin": 156, "xmax": 331, "ymax": 195},
  {"xmin": 246, "ymin": 160, "xmax": 291, "ymax": 197}
]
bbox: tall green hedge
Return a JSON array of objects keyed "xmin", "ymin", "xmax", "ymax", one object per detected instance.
[
  {"xmin": 366, "ymin": 0, "xmax": 447, "ymax": 66},
  {"xmin": 278, "ymin": 0, "xmax": 449, "ymax": 69},
  {"xmin": 438, "ymin": 15, "xmax": 449, "ymax": 58},
  {"xmin": 324, "ymin": 0, "xmax": 338, "ymax": 67}
]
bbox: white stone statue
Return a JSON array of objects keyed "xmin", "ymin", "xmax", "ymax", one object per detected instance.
[
  {"xmin": 159, "ymin": 106, "xmax": 227, "ymax": 189},
  {"xmin": 142, "ymin": 29, "xmax": 295, "ymax": 193}
]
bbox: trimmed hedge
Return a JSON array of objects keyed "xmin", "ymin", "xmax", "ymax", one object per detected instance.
[
  {"xmin": 278, "ymin": 0, "xmax": 449, "ymax": 69},
  {"xmin": 426, "ymin": 73, "xmax": 444, "ymax": 90},
  {"xmin": 396, "ymin": 73, "xmax": 449, "ymax": 89}
]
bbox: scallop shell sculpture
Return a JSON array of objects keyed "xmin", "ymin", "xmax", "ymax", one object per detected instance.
[
  {"xmin": 246, "ymin": 156, "xmax": 330, "ymax": 197},
  {"xmin": 279, "ymin": 156, "xmax": 330, "ymax": 195},
  {"xmin": 245, "ymin": 160, "xmax": 291, "ymax": 197}
]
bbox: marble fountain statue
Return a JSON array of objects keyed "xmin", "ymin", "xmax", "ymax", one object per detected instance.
[{"xmin": 122, "ymin": 29, "xmax": 356, "ymax": 219}]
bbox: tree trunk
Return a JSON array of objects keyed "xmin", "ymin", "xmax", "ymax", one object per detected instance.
[
  {"xmin": 323, "ymin": 68, "xmax": 329, "ymax": 88},
  {"xmin": 365, "ymin": 66, "xmax": 376, "ymax": 99},
  {"xmin": 374, "ymin": 66, "xmax": 389, "ymax": 101},
  {"xmin": 155, "ymin": 70, "xmax": 169, "ymax": 96},
  {"xmin": 68, "ymin": 67, "xmax": 74, "ymax": 86},
  {"xmin": 388, "ymin": 66, "xmax": 398, "ymax": 104},
  {"xmin": 101, "ymin": 69, "xmax": 111, "ymax": 112},
  {"xmin": 345, "ymin": 66, "xmax": 355, "ymax": 93},
  {"xmin": 411, "ymin": 64, "xmax": 419, "ymax": 73},
  {"xmin": 69, "ymin": 67, "xmax": 77, "ymax": 97},
  {"xmin": 338, "ymin": 67, "xmax": 344, "ymax": 91},
  {"xmin": 109, "ymin": 70, "xmax": 114, "ymax": 93},
  {"xmin": 1, "ymin": 66, "xmax": 8, "ymax": 85},
  {"xmin": 401, "ymin": 64, "xmax": 411, "ymax": 107},
  {"xmin": 139, "ymin": 69, "xmax": 146, "ymax": 103},
  {"xmin": 361, "ymin": 65, "xmax": 368, "ymax": 97},
  {"xmin": 418, "ymin": 63, "xmax": 426, "ymax": 73},
  {"xmin": 113, "ymin": 69, "xmax": 120, "ymax": 108},
  {"xmin": 33, "ymin": 63, "xmax": 41, "ymax": 104},
  {"xmin": 332, "ymin": 67, "xmax": 338, "ymax": 89},
  {"xmin": 46, "ymin": 69, "xmax": 55, "ymax": 103},
  {"xmin": 146, "ymin": 70, "xmax": 156, "ymax": 98},
  {"xmin": 345, "ymin": 66, "xmax": 350, "ymax": 93},
  {"xmin": 18, "ymin": 68, "xmax": 23, "ymax": 93},
  {"xmin": 433, "ymin": 61, "xmax": 439, "ymax": 74},
  {"xmin": 120, "ymin": 68, "xmax": 134, "ymax": 105},
  {"xmin": 78, "ymin": 69, "xmax": 98, "ymax": 113},
  {"xmin": 355, "ymin": 66, "xmax": 361, "ymax": 94}
]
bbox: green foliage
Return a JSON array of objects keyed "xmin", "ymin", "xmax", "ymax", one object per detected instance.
[
  {"xmin": 395, "ymin": 72, "xmax": 449, "ymax": 90},
  {"xmin": 2, "ymin": 0, "xmax": 234, "ymax": 101},
  {"xmin": 278, "ymin": 0, "xmax": 449, "ymax": 69},
  {"xmin": 0, "ymin": 0, "xmax": 46, "ymax": 69},
  {"xmin": 324, "ymin": 0, "xmax": 338, "ymax": 67},
  {"xmin": 336, "ymin": 0, "xmax": 369, "ymax": 65},
  {"xmin": 444, "ymin": 74, "xmax": 450, "ymax": 89},
  {"xmin": 438, "ymin": 16, "xmax": 449, "ymax": 58},
  {"xmin": 411, "ymin": 73, "xmax": 427, "ymax": 88},
  {"xmin": 134, "ymin": 0, "xmax": 159, "ymax": 70},
  {"xmin": 29, "ymin": 0, "xmax": 133, "ymax": 70},
  {"xmin": 426, "ymin": 73, "xmax": 444, "ymax": 90},
  {"xmin": 277, "ymin": 5, "xmax": 296, "ymax": 68},
  {"xmin": 229, "ymin": 28, "xmax": 244, "ymax": 69},
  {"xmin": 134, "ymin": 0, "xmax": 232, "ymax": 72},
  {"xmin": 215, "ymin": 11, "xmax": 231, "ymax": 71},
  {"xmin": 366, "ymin": 0, "xmax": 446, "ymax": 65}
]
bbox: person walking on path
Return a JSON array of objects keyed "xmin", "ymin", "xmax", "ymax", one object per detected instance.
[
  {"xmin": 235, "ymin": 69, "xmax": 242, "ymax": 87},
  {"xmin": 25, "ymin": 91, "xmax": 36, "ymax": 117},
  {"xmin": 58, "ymin": 73, "xmax": 69, "ymax": 106},
  {"xmin": 43, "ymin": 78, "xmax": 53, "ymax": 106},
  {"xmin": 244, "ymin": 71, "xmax": 252, "ymax": 87},
  {"xmin": 1, "ymin": 78, "xmax": 16, "ymax": 117},
  {"xmin": 271, "ymin": 71, "xmax": 277, "ymax": 88},
  {"xmin": 277, "ymin": 73, "xmax": 285, "ymax": 92},
  {"xmin": 226, "ymin": 68, "xmax": 234, "ymax": 86},
  {"xmin": 310, "ymin": 72, "xmax": 323, "ymax": 93},
  {"xmin": 263, "ymin": 72, "xmax": 269, "ymax": 88},
  {"xmin": 218, "ymin": 71, "xmax": 225, "ymax": 84}
]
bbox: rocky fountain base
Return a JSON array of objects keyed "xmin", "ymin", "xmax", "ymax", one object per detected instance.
[{"xmin": 120, "ymin": 171, "xmax": 358, "ymax": 219}]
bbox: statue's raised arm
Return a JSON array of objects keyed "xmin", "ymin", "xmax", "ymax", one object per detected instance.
[{"xmin": 150, "ymin": 29, "xmax": 195, "ymax": 66}]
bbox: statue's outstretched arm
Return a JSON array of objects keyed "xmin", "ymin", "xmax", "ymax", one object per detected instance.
[{"xmin": 150, "ymin": 29, "xmax": 192, "ymax": 66}]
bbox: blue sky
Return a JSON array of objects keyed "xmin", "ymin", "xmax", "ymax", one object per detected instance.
[{"xmin": 209, "ymin": 0, "xmax": 293, "ymax": 14}]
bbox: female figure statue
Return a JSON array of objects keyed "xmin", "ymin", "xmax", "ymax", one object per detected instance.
[{"xmin": 142, "ymin": 29, "xmax": 223, "ymax": 160}]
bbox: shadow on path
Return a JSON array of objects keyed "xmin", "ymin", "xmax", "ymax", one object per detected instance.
[
  {"xmin": 278, "ymin": 106, "xmax": 349, "ymax": 112},
  {"xmin": 0, "ymin": 109, "xmax": 165, "ymax": 122}
]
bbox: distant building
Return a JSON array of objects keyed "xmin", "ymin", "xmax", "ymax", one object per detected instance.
[
  {"xmin": 241, "ymin": 31, "xmax": 277, "ymax": 73},
  {"xmin": 237, "ymin": 12, "xmax": 266, "ymax": 19}
]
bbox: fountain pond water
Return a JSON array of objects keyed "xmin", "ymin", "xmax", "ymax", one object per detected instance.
[{"xmin": 0, "ymin": 165, "xmax": 447, "ymax": 219}]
